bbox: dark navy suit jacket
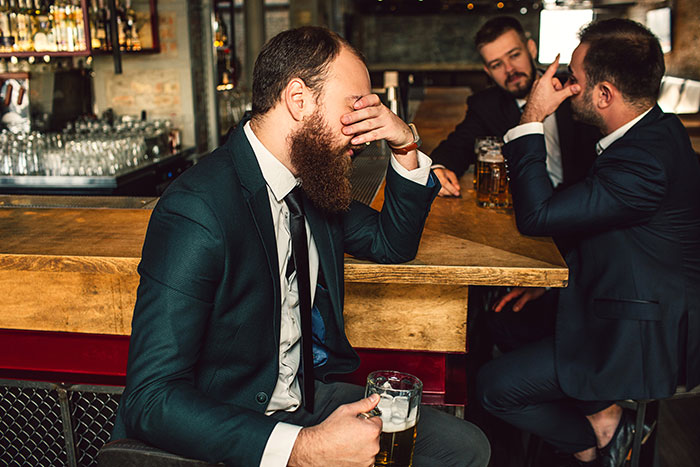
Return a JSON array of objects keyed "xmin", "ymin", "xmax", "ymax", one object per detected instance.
[
  {"xmin": 112, "ymin": 122, "xmax": 439, "ymax": 465},
  {"xmin": 504, "ymin": 105, "xmax": 700, "ymax": 401},
  {"xmin": 431, "ymin": 83, "xmax": 600, "ymax": 188}
]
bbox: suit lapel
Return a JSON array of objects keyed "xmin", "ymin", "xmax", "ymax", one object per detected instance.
[
  {"xmin": 226, "ymin": 124, "xmax": 281, "ymax": 334},
  {"xmin": 303, "ymin": 196, "xmax": 342, "ymax": 318}
]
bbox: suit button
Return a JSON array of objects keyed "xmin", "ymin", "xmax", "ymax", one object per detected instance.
[{"xmin": 255, "ymin": 392, "xmax": 268, "ymax": 404}]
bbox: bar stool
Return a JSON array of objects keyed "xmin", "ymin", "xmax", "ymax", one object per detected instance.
[
  {"xmin": 97, "ymin": 439, "xmax": 223, "ymax": 467},
  {"xmin": 620, "ymin": 384, "xmax": 700, "ymax": 467}
]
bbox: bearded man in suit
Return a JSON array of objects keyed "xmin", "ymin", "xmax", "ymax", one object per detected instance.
[
  {"xmin": 111, "ymin": 26, "xmax": 490, "ymax": 467},
  {"xmin": 478, "ymin": 18, "xmax": 700, "ymax": 467}
]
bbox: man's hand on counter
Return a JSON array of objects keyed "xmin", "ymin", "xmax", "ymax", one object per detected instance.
[
  {"xmin": 433, "ymin": 167, "xmax": 461, "ymax": 197},
  {"xmin": 341, "ymin": 94, "xmax": 418, "ymax": 171}
]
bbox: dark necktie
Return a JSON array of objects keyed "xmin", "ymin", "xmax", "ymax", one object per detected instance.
[{"xmin": 284, "ymin": 187, "xmax": 315, "ymax": 412}]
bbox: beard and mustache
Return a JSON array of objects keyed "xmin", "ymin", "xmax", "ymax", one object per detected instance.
[
  {"xmin": 571, "ymin": 85, "xmax": 605, "ymax": 128},
  {"xmin": 288, "ymin": 109, "xmax": 364, "ymax": 214},
  {"xmin": 505, "ymin": 56, "xmax": 537, "ymax": 99}
]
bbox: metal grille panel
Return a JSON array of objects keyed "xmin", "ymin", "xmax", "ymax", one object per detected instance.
[
  {"xmin": 350, "ymin": 141, "xmax": 390, "ymax": 205},
  {"xmin": 0, "ymin": 380, "xmax": 123, "ymax": 467},
  {"xmin": 70, "ymin": 391, "xmax": 121, "ymax": 467},
  {"xmin": 0, "ymin": 385, "xmax": 68, "ymax": 467}
]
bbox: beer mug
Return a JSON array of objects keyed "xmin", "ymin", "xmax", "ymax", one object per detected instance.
[
  {"xmin": 475, "ymin": 142, "xmax": 510, "ymax": 208},
  {"xmin": 366, "ymin": 370, "xmax": 422, "ymax": 467},
  {"xmin": 473, "ymin": 136, "xmax": 502, "ymax": 188}
]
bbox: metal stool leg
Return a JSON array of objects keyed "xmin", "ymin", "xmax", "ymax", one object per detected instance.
[{"xmin": 630, "ymin": 400, "xmax": 647, "ymax": 467}]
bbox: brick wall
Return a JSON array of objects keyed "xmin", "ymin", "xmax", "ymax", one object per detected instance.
[{"xmin": 91, "ymin": 0, "xmax": 195, "ymax": 147}]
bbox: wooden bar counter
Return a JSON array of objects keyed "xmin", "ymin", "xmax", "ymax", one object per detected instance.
[{"xmin": 0, "ymin": 181, "xmax": 567, "ymax": 404}]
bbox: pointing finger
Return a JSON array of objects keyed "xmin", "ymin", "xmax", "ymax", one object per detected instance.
[{"xmin": 543, "ymin": 54, "xmax": 560, "ymax": 79}]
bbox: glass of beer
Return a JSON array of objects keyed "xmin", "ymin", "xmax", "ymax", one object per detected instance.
[
  {"xmin": 473, "ymin": 136, "xmax": 502, "ymax": 189},
  {"xmin": 475, "ymin": 142, "xmax": 510, "ymax": 208},
  {"xmin": 366, "ymin": 370, "xmax": 422, "ymax": 467}
]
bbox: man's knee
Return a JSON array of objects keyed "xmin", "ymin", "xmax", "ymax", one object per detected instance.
[
  {"xmin": 475, "ymin": 359, "xmax": 509, "ymax": 415},
  {"xmin": 416, "ymin": 406, "xmax": 490, "ymax": 467}
]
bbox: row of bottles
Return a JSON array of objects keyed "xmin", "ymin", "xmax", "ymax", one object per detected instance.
[
  {"xmin": 0, "ymin": 0, "xmax": 141, "ymax": 54},
  {"xmin": 88, "ymin": 0, "xmax": 141, "ymax": 52},
  {"xmin": 0, "ymin": 0, "xmax": 87, "ymax": 53}
]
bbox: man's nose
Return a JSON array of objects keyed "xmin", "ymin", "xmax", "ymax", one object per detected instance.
[{"xmin": 504, "ymin": 59, "xmax": 515, "ymax": 73}]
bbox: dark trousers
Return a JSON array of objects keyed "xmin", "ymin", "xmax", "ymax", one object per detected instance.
[
  {"xmin": 476, "ymin": 336, "xmax": 612, "ymax": 454},
  {"xmin": 271, "ymin": 380, "xmax": 491, "ymax": 467}
]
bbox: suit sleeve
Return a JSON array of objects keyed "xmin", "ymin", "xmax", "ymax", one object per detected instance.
[
  {"xmin": 429, "ymin": 94, "xmax": 487, "ymax": 177},
  {"xmin": 341, "ymin": 164, "xmax": 439, "ymax": 263},
  {"xmin": 119, "ymin": 190, "xmax": 278, "ymax": 466},
  {"xmin": 503, "ymin": 133, "xmax": 667, "ymax": 237}
]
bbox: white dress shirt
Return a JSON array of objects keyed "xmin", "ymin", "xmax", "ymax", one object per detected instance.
[
  {"xmin": 244, "ymin": 122, "xmax": 432, "ymax": 466},
  {"xmin": 594, "ymin": 107, "xmax": 653, "ymax": 155},
  {"xmin": 504, "ymin": 107, "xmax": 654, "ymax": 157},
  {"xmin": 515, "ymin": 99, "xmax": 564, "ymax": 187}
]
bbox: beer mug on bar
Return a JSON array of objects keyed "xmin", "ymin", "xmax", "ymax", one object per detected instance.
[
  {"xmin": 473, "ymin": 136, "xmax": 502, "ymax": 188},
  {"xmin": 475, "ymin": 140, "xmax": 510, "ymax": 208},
  {"xmin": 366, "ymin": 370, "xmax": 422, "ymax": 467}
]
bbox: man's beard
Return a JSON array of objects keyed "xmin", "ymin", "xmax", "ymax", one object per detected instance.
[
  {"xmin": 571, "ymin": 85, "xmax": 604, "ymax": 129},
  {"xmin": 289, "ymin": 110, "xmax": 358, "ymax": 214},
  {"xmin": 506, "ymin": 57, "xmax": 536, "ymax": 99}
]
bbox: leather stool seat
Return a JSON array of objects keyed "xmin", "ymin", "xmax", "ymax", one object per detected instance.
[{"xmin": 97, "ymin": 439, "xmax": 223, "ymax": 467}]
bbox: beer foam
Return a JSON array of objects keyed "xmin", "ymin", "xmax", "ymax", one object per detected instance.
[
  {"xmin": 378, "ymin": 395, "xmax": 418, "ymax": 432},
  {"xmin": 479, "ymin": 152, "xmax": 505, "ymax": 163}
]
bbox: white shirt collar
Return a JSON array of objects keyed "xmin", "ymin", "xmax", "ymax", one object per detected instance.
[
  {"xmin": 243, "ymin": 120, "xmax": 299, "ymax": 201},
  {"xmin": 596, "ymin": 107, "xmax": 654, "ymax": 156}
]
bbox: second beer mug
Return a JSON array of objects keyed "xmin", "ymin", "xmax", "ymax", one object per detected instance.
[
  {"xmin": 366, "ymin": 370, "xmax": 422, "ymax": 467},
  {"xmin": 475, "ymin": 141, "xmax": 511, "ymax": 209}
]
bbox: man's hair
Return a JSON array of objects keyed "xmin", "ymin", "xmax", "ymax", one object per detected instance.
[
  {"xmin": 474, "ymin": 16, "xmax": 528, "ymax": 53},
  {"xmin": 578, "ymin": 19, "xmax": 664, "ymax": 107},
  {"xmin": 251, "ymin": 26, "xmax": 364, "ymax": 117}
]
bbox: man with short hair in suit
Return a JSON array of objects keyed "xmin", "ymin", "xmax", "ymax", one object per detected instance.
[
  {"xmin": 433, "ymin": 16, "xmax": 600, "ymax": 352},
  {"xmin": 478, "ymin": 19, "xmax": 700, "ymax": 467},
  {"xmin": 111, "ymin": 26, "xmax": 490, "ymax": 467}
]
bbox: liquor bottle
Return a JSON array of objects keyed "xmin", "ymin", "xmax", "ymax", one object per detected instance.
[
  {"xmin": 124, "ymin": 0, "xmax": 139, "ymax": 50},
  {"xmin": 88, "ymin": 0, "xmax": 100, "ymax": 49},
  {"xmin": 50, "ymin": 0, "xmax": 65, "ymax": 50},
  {"xmin": 72, "ymin": 0, "xmax": 85, "ymax": 50},
  {"xmin": 7, "ymin": 0, "xmax": 19, "ymax": 50},
  {"xmin": 0, "ymin": 0, "xmax": 13, "ymax": 52},
  {"xmin": 115, "ymin": 0, "xmax": 125, "ymax": 50},
  {"xmin": 31, "ymin": 0, "xmax": 50, "ymax": 51},
  {"xmin": 16, "ymin": 0, "xmax": 33, "ymax": 51}
]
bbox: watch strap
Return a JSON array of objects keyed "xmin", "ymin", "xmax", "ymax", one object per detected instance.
[{"xmin": 389, "ymin": 123, "xmax": 421, "ymax": 155}]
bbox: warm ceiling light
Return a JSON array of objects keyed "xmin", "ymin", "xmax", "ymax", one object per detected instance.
[{"xmin": 497, "ymin": 2, "xmax": 505, "ymax": 8}]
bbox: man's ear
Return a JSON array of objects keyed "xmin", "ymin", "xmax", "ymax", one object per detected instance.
[
  {"xmin": 596, "ymin": 81, "xmax": 615, "ymax": 109},
  {"xmin": 527, "ymin": 38, "xmax": 538, "ymax": 62},
  {"xmin": 284, "ymin": 78, "xmax": 311, "ymax": 122}
]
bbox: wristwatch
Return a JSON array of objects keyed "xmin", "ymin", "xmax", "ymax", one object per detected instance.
[{"xmin": 389, "ymin": 123, "xmax": 421, "ymax": 155}]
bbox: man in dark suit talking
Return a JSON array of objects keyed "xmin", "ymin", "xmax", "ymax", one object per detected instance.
[
  {"xmin": 111, "ymin": 27, "xmax": 489, "ymax": 467},
  {"xmin": 477, "ymin": 19, "xmax": 700, "ymax": 467}
]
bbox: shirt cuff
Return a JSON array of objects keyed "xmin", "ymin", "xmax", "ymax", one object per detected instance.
[
  {"xmin": 430, "ymin": 163, "xmax": 446, "ymax": 170},
  {"xmin": 390, "ymin": 150, "xmax": 432, "ymax": 186},
  {"xmin": 259, "ymin": 422, "xmax": 303, "ymax": 467},
  {"xmin": 503, "ymin": 122, "xmax": 544, "ymax": 144}
]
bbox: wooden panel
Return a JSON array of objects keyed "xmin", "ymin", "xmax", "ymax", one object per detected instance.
[
  {"xmin": 0, "ymin": 269, "xmax": 138, "ymax": 335},
  {"xmin": 343, "ymin": 283, "xmax": 467, "ymax": 353}
]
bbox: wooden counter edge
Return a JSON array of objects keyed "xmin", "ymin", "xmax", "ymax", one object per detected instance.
[{"xmin": 343, "ymin": 263, "xmax": 569, "ymax": 288}]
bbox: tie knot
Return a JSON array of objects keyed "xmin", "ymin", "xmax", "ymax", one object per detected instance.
[{"xmin": 285, "ymin": 186, "xmax": 305, "ymax": 217}]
